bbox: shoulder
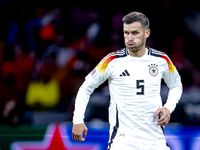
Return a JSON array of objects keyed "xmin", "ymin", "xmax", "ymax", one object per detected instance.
[
  {"xmin": 147, "ymin": 47, "xmax": 176, "ymax": 73},
  {"xmin": 114, "ymin": 48, "xmax": 128, "ymax": 57},
  {"xmin": 99, "ymin": 48, "xmax": 127, "ymax": 64},
  {"xmin": 147, "ymin": 47, "xmax": 171, "ymax": 62},
  {"xmin": 96, "ymin": 48, "xmax": 127, "ymax": 73},
  {"xmin": 107, "ymin": 48, "xmax": 128, "ymax": 59},
  {"xmin": 147, "ymin": 47, "xmax": 166, "ymax": 57}
]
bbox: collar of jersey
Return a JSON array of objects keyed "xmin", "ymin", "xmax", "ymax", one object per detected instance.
[{"xmin": 126, "ymin": 47, "xmax": 148, "ymax": 60}]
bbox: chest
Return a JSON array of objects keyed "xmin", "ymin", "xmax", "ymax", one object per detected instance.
[{"xmin": 109, "ymin": 59, "xmax": 166, "ymax": 92}]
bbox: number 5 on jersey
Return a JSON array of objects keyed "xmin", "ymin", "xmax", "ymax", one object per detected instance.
[{"xmin": 136, "ymin": 80, "xmax": 144, "ymax": 95}]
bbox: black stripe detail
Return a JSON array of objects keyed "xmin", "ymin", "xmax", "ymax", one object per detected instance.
[
  {"xmin": 147, "ymin": 46, "xmax": 151, "ymax": 55},
  {"xmin": 122, "ymin": 72, "xmax": 126, "ymax": 76},
  {"xmin": 159, "ymin": 114, "xmax": 171, "ymax": 149},
  {"xmin": 147, "ymin": 47, "xmax": 166, "ymax": 58},
  {"xmin": 108, "ymin": 109, "xmax": 119, "ymax": 149},
  {"xmin": 124, "ymin": 70, "xmax": 130, "ymax": 76},
  {"xmin": 150, "ymin": 52, "xmax": 163, "ymax": 57},
  {"xmin": 114, "ymin": 48, "xmax": 128, "ymax": 58}
]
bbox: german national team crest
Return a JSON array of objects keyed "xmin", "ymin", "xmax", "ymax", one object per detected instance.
[{"xmin": 149, "ymin": 64, "xmax": 158, "ymax": 77}]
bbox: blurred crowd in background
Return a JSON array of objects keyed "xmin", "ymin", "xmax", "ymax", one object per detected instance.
[{"xmin": 0, "ymin": 0, "xmax": 200, "ymax": 126}]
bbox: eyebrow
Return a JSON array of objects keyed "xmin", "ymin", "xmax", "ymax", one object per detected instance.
[{"xmin": 123, "ymin": 30, "xmax": 139, "ymax": 33}]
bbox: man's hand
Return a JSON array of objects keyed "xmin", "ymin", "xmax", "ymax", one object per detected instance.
[
  {"xmin": 154, "ymin": 107, "xmax": 170, "ymax": 126},
  {"xmin": 72, "ymin": 123, "xmax": 88, "ymax": 142}
]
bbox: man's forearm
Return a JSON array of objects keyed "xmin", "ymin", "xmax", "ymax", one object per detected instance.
[
  {"xmin": 72, "ymin": 82, "xmax": 94, "ymax": 124},
  {"xmin": 164, "ymin": 84, "xmax": 183, "ymax": 113}
]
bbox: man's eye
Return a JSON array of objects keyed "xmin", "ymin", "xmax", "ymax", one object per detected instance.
[
  {"xmin": 132, "ymin": 31, "xmax": 138, "ymax": 35},
  {"xmin": 124, "ymin": 31, "xmax": 129, "ymax": 35}
]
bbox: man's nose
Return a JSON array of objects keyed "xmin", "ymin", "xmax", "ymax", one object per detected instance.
[{"xmin": 128, "ymin": 34, "xmax": 134, "ymax": 41}]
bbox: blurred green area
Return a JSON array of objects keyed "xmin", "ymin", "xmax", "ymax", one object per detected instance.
[{"xmin": 0, "ymin": 125, "xmax": 46, "ymax": 150}]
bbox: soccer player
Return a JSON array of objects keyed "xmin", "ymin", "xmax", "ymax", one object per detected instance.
[{"xmin": 72, "ymin": 11, "xmax": 182, "ymax": 150}]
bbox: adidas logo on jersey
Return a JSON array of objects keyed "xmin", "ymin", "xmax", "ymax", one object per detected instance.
[{"xmin": 120, "ymin": 70, "xmax": 130, "ymax": 76}]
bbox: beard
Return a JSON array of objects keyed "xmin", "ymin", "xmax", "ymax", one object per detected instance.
[{"xmin": 126, "ymin": 35, "xmax": 145, "ymax": 53}]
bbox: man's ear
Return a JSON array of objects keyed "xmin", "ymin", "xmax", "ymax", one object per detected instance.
[{"xmin": 145, "ymin": 29, "xmax": 151, "ymax": 38}]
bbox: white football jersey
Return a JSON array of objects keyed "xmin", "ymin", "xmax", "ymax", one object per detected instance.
[{"xmin": 73, "ymin": 47, "xmax": 182, "ymax": 146}]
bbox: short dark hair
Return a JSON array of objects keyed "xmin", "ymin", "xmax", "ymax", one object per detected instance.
[{"xmin": 122, "ymin": 11, "xmax": 149, "ymax": 30}]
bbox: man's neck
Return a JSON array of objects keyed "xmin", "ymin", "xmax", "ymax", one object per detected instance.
[{"xmin": 127, "ymin": 46, "xmax": 146, "ymax": 57}]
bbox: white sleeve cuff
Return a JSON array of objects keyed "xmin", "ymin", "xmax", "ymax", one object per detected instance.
[{"xmin": 163, "ymin": 101, "xmax": 176, "ymax": 114}]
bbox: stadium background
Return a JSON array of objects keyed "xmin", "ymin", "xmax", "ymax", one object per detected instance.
[{"xmin": 0, "ymin": 0, "xmax": 200, "ymax": 149}]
